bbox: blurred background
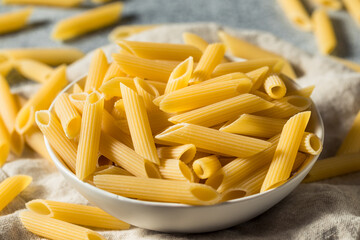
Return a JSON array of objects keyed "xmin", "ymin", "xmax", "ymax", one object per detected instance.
[{"xmin": 0, "ymin": 0, "xmax": 359, "ymax": 61}]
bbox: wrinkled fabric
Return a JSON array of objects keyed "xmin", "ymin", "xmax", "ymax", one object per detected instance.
[{"xmin": 1, "ymin": 23, "xmax": 360, "ymax": 240}]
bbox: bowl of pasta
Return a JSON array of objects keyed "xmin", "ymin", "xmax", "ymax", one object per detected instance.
[{"xmin": 39, "ymin": 38, "xmax": 324, "ymax": 233}]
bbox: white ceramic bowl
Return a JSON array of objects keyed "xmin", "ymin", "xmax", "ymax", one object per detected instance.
[{"xmin": 45, "ymin": 75, "xmax": 324, "ymax": 233}]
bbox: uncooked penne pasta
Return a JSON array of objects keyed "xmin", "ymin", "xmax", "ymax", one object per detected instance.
[
  {"xmin": 277, "ymin": 0, "xmax": 312, "ymax": 31},
  {"xmin": 337, "ymin": 111, "xmax": 360, "ymax": 155},
  {"xmin": 246, "ymin": 66, "xmax": 270, "ymax": 90},
  {"xmin": 252, "ymin": 90, "xmax": 274, "ymax": 101},
  {"xmin": 263, "ymin": 74, "xmax": 287, "ymax": 99},
  {"xmin": 155, "ymin": 123, "xmax": 271, "ymax": 158},
  {"xmin": 15, "ymin": 65, "xmax": 68, "ymax": 134},
  {"xmin": 112, "ymin": 53, "xmax": 175, "ymax": 82},
  {"xmin": 311, "ymin": 0, "xmax": 342, "ymax": 10},
  {"xmin": 157, "ymin": 144, "xmax": 196, "ymax": 164},
  {"xmin": 84, "ymin": 49, "xmax": 109, "ymax": 92},
  {"xmin": 26, "ymin": 199, "xmax": 130, "ymax": 230},
  {"xmin": 182, "ymin": 32, "xmax": 209, "ymax": 52},
  {"xmin": 121, "ymin": 84, "xmax": 160, "ymax": 165},
  {"xmin": 24, "ymin": 126, "xmax": 52, "ymax": 162},
  {"xmin": 94, "ymin": 174, "xmax": 220, "ymax": 205},
  {"xmin": 69, "ymin": 92, "xmax": 87, "ymax": 114},
  {"xmin": 15, "ymin": 59, "xmax": 53, "ymax": 83},
  {"xmin": 99, "ymin": 77, "xmax": 135, "ymax": 100},
  {"xmin": 76, "ymin": 92, "xmax": 104, "ymax": 180},
  {"xmin": 54, "ymin": 93, "xmax": 81, "ymax": 139},
  {"xmin": 192, "ymin": 155, "xmax": 222, "ymax": 179},
  {"xmin": 0, "ymin": 8, "xmax": 33, "ymax": 35},
  {"xmin": 134, "ymin": 77, "xmax": 159, "ymax": 112},
  {"xmin": 261, "ymin": 111, "xmax": 311, "ymax": 192},
  {"xmin": 36, "ymin": 111, "xmax": 77, "ymax": 172},
  {"xmin": 111, "ymin": 100, "xmax": 125, "ymax": 120},
  {"xmin": 103, "ymin": 62, "xmax": 127, "ymax": 83},
  {"xmin": 343, "ymin": 0, "xmax": 360, "ymax": 26},
  {"xmin": 164, "ymin": 57, "xmax": 193, "ymax": 94},
  {"xmin": 118, "ymin": 40, "xmax": 202, "ymax": 62},
  {"xmin": 168, "ymin": 94, "xmax": 274, "ymax": 127},
  {"xmin": 201, "ymin": 72, "xmax": 247, "ymax": 84},
  {"xmin": 108, "ymin": 24, "xmax": 159, "ymax": 42},
  {"xmin": 20, "ymin": 211, "xmax": 105, "ymax": 240},
  {"xmin": 159, "ymin": 159, "xmax": 195, "ymax": 182},
  {"xmin": 299, "ymin": 132, "xmax": 323, "ymax": 155},
  {"xmin": 72, "ymin": 83, "xmax": 83, "ymax": 94},
  {"xmin": 287, "ymin": 85, "xmax": 315, "ymax": 98},
  {"xmin": 145, "ymin": 80, "xmax": 167, "ymax": 95},
  {"xmin": 52, "ymin": 2, "xmax": 124, "ymax": 41},
  {"xmin": 94, "ymin": 165, "xmax": 132, "ymax": 176},
  {"xmin": 0, "ymin": 175, "xmax": 32, "ymax": 211},
  {"xmin": 312, "ymin": 9, "xmax": 337, "ymax": 55},
  {"xmin": 220, "ymin": 114, "xmax": 287, "ymax": 138},
  {"xmin": 0, "ymin": 116, "xmax": 10, "ymax": 167},
  {"xmin": 3, "ymin": 0, "xmax": 82, "ymax": 7},
  {"xmin": 189, "ymin": 43, "xmax": 225, "ymax": 84}
]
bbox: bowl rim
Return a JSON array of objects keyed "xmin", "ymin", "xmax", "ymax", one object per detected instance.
[{"xmin": 45, "ymin": 73, "xmax": 324, "ymax": 208}]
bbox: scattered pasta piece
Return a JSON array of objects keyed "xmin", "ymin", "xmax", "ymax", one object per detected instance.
[
  {"xmin": 312, "ymin": 9, "xmax": 337, "ymax": 55},
  {"xmin": 0, "ymin": 175, "xmax": 32, "ymax": 212},
  {"xmin": 0, "ymin": 8, "xmax": 33, "ymax": 35},
  {"xmin": 277, "ymin": 0, "xmax": 312, "ymax": 31}
]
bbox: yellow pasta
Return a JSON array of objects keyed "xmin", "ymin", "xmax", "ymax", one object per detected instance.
[
  {"xmin": 20, "ymin": 211, "xmax": 106, "ymax": 240},
  {"xmin": 145, "ymin": 80, "xmax": 167, "ymax": 95},
  {"xmin": 252, "ymin": 90, "xmax": 274, "ymax": 101},
  {"xmin": 24, "ymin": 126, "xmax": 52, "ymax": 162},
  {"xmin": 303, "ymin": 152, "xmax": 360, "ymax": 182},
  {"xmin": 26, "ymin": 199, "xmax": 130, "ymax": 230},
  {"xmin": 277, "ymin": 0, "xmax": 312, "ymax": 31},
  {"xmin": 76, "ymin": 92, "xmax": 104, "ymax": 181},
  {"xmin": 99, "ymin": 77, "xmax": 135, "ymax": 100},
  {"xmin": 3, "ymin": 0, "xmax": 82, "ymax": 7},
  {"xmin": 192, "ymin": 155, "xmax": 222, "ymax": 179},
  {"xmin": 121, "ymin": 83, "xmax": 160, "ymax": 165},
  {"xmin": 72, "ymin": 83, "xmax": 83, "ymax": 94},
  {"xmin": 343, "ymin": 0, "xmax": 360, "ymax": 26},
  {"xmin": 263, "ymin": 74, "xmax": 287, "ymax": 99},
  {"xmin": 168, "ymin": 94, "xmax": 274, "ymax": 127},
  {"xmin": 0, "ymin": 8, "xmax": 33, "ymax": 35},
  {"xmin": 111, "ymin": 99, "xmax": 125, "ymax": 120},
  {"xmin": 261, "ymin": 111, "xmax": 311, "ymax": 192},
  {"xmin": 54, "ymin": 93, "xmax": 81, "ymax": 139},
  {"xmin": 157, "ymin": 144, "xmax": 196, "ymax": 164},
  {"xmin": 112, "ymin": 53, "xmax": 175, "ymax": 82},
  {"xmin": 94, "ymin": 165, "xmax": 132, "ymax": 176},
  {"xmin": 312, "ymin": 9, "xmax": 337, "ymax": 55},
  {"xmin": 84, "ymin": 49, "xmax": 109, "ymax": 92},
  {"xmin": 94, "ymin": 174, "xmax": 220, "ymax": 205},
  {"xmin": 147, "ymin": 111, "xmax": 174, "ymax": 135},
  {"xmin": 108, "ymin": 24, "xmax": 159, "ymax": 42},
  {"xmin": 189, "ymin": 43, "xmax": 225, "ymax": 84},
  {"xmin": 52, "ymin": 2, "xmax": 124, "ymax": 41},
  {"xmin": 159, "ymin": 159, "xmax": 195, "ymax": 182},
  {"xmin": 255, "ymin": 95, "xmax": 312, "ymax": 118},
  {"xmin": 201, "ymin": 72, "xmax": 247, "ymax": 84},
  {"xmin": 0, "ymin": 116, "xmax": 10, "ymax": 167},
  {"xmin": 0, "ymin": 175, "xmax": 32, "ymax": 212},
  {"xmin": 220, "ymin": 114, "xmax": 287, "ymax": 138},
  {"xmin": 15, "ymin": 59, "xmax": 53, "ymax": 83},
  {"xmin": 155, "ymin": 123, "xmax": 271, "ymax": 158},
  {"xmin": 103, "ymin": 62, "xmax": 127, "ymax": 83},
  {"xmin": 182, "ymin": 32, "xmax": 209, "ymax": 52},
  {"xmin": 287, "ymin": 85, "xmax": 315, "ymax": 98},
  {"xmin": 69, "ymin": 92, "xmax": 87, "ymax": 114},
  {"xmin": 299, "ymin": 132, "xmax": 323, "ymax": 155},
  {"xmin": 118, "ymin": 40, "xmax": 202, "ymax": 62},
  {"xmin": 36, "ymin": 111, "xmax": 77, "ymax": 172},
  {"xmin": 337, "ymin": 110, "xmax": 360, "ymax": 155},
  {"xmin": 164, "ymin": 56, "xmax": 194, "ymax": 94},
  {"xmin": 312, "ymin": 0, "xmax": 342, "ymax": 10},
  {"xmin": 0, "ymin": 60, "xmax": 14, "ymax": 76},
  {"xmin": 246, "ymin": 66, "xmax": 270, "ymax": 90},
  {"xmin": 134, "ymin": 77, "xmax": 159, "ymax": 112}
]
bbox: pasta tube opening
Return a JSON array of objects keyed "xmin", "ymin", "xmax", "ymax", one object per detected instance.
[
  {"xmin": 286, "ymin": 96, "xmax": 312, "ymax": 109},
  {"xmin": 179, "ymin": 162, "xmax": 194, "ymax": 182},
  {"xmin": 67, "ymin": 117, "xmax": 81, "ymax": 139},
  {"xmin": 189, "ymin": 184, "xmax": 220, "ymax": 202},
  {"xmin": 35, "ymin": 110, "xmax": 50, "ymax": 126},
  {"xmin": 26, "ymin": 200, "xmax": 52, "ymax": 216},
  {"xmin": 144, "ymin": 160, "xmax": 162, "ymax": 179},
  {"xmin": 301, "ymin": 133, "xmax": 323, "ymax": 155},
  {"xmin": 10, "ymin": 130, "xmax": 24, "ymax": 156},
  {"xmin": 221, "ymin": 188, "xmax": 247, "ymax": 202},
  {"xmin": 178, "ymin": 145, "xmax": 196, "ymax": 163},
  {"xmin": 205, "ymin": 171, "xmax": 225, "ymax": 190},
  {"xmin": 16, "ymin": 106, "xmax": 34, "ymax": 134}
]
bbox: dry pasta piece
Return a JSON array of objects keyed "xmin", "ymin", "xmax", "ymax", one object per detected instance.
[
  {"xmin": 303, "ymin": 152, "xmax": 360, "ymax": 182},
  {"xmin": 72, "ymin": 83, "xmax": 83, "ymax": 94},
  {"xmin": 15, "ymin": 65, "xmax": 68, "ymax": 134},
  {"xmin": 164, "ymin": 57, "xmax": 194, "ymax": 94},
  {"xmin": 26, "ymin": 199, "xmax": 130, "ymax": 230},
  {"xmin": 157, "ymin": 144, "xmax": 196, "ymax": 164},
  {"xmin": 20, "ymin": 211, "xmax": 105, "ymax": 240},
  {"xmin": 299, "ymin": 132, "xmax": 323, "ymax": 155},
  {"xmin": 118, "ymin": 40, "xmax": 202, "ymax": 62},
  {"xmin": 192, "ymin": 155, "xmax": 222, "ymax": 179},
  {"xmin": 261, "ymin": 111, "xmax": 311, "ymax": 192},
  {"xmin": 15, "ymin": 59, "xmax": 53, "ymax": 83},
  {"xmin": 99, "ymin": 77, "xmax": 135, "ymax": 100},
  {"xmin": 54, "ymin": 93, "xmax": 81, "ymax": 139},
  {"xmin": 36, "ymin": 110, "xmax": 77, "ymax": 172},
  {"xmin": 3, "ymin": 0, "xmax": 82, "ymax": 7},
  {"xmin": 94, "ymin": 174, "xmax": 220, "ymax": 205},
  {"xmin": 201, "ymin": 72, "xmax": 247, "ymax": 84},
  {"xmin": 145, "ymin": 80, "xmax": 166, "ymax": 95},
  {"xmin": 0, "ymin": 8, "xmax": 33, "ymax": 35},
  {"xmin": 69, "ymin": 92, "xmax": 87, "ymax": 114},
  {"xmin": 101, "ymin": 110, "xmax": 132, "ymax": 148},
  {"xmin": 189, "ymin": 43, "xmax": 225, "ymax": 84},
  {"xmin": 134, "ymin": 77, "xmax": 159, "ymax": 112},
  {"xmin": 312, "ymin": 9, "xmax": 337, "ymax": 55},
  {"xmin": 76, "ymin": 92, "xmax": 104, "ymax": 180},
  {"xmin": 246, "ymin": 66, "xmax": 270, "ymax": 90},
  {"xmin": 159, "ymin": 159, "xmax": 195, "ymax": 182},
  {"xmin": 52, "ymin": 2, "xmax": 123, "ymax": 41},
  {"xmin": 24, "ymin": 126, "xmax": 52, "ymax": 162},
  {"xmin": 182, "ymin": 32, "xmax": 209, "ymax": 52},
  {"xmin": 287, "ymin": 85, "xmax": 315, "ymax": 98},
  {"xmin": 168, "ymin": 94, "xmax": 274, "ymax": 127},
  {"xmin": 311, "ymin": 0, "xmax": 342, "ymax": 10},
  {"xmin": 263, "ymin": 74, "xmax": 287, "ymax": 99},
  {"xmin": 121, "ymin": 83, "xmax": 160, "ymax": 165},
  {"xmin": 103, "ymin": 62, "xmax": 126, "ymax": 83},
  {"xmin": 343, "ymin": 0, "xmax": 360, "ymax": 26},
  {"xmin": 0, "ymin": 175, "xmax": 32, "ymax": 211},
  {"xmin": 94, "ymin": 165, "xmax": 132, "ymax": 176},
  {"xmin": 277, "ymin": 0, "xmax": 312, "ymax": 31},
  {"xmin": 252, "ymin": 90, "xmax": 274, "ymax": 101},
  {"xmin": 84, "ymin": 49, "xmax": 109, "ymax": 92},
  {"xmin": 108, "ymin": 24, "xmax": 158, "ymax": 42},
  {"xmin": 336, "ymin": 110, "xmax": 360, "ymax": 155},
  {"xmin": 0, "ymin": 116, "xmax": 10, "ymax": 167},
  {"xmin": 112, "ymin": 99, "xmax": 126, "ymax": 120},
  {"xmin": 220, "ymin": 114, "xmax": 287, "ymax": 138},
  {"xmin": 147, "ymin": 111, "xmax": 174, "ymax": 135},
  {"xmin": 155, "ymin": 123, "xmax": 271, "ymax": 158}
]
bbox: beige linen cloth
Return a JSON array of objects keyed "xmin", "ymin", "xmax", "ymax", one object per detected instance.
[{"xmin": 1, "ymin": 23, "xmax": 360, "ymax": 240}]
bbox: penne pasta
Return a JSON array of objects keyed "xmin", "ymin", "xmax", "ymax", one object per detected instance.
[
  {"xmin": 145, "ymin": 80, "xmax": 167, "ymax": 95},
  {"xmin": 69, "ymin": 92, "xmax": 87, "ymax": 114},
  {"xmin": 192, "ymin": 155, "xmax": 222, "ymax": 179},
  {"xmin": 76, "ymin": 92, "xmax": 104, "ymax": 180},
  {"xmin": 94, "ymin": 174, "xmax": 220, "ymax": 205},
  {"xmin": 336, "ymin": 111, "xmax": 360, "ymax": 155},
  {"xmin": 147, "ymin": 111, "xmax": 174, "ymax": 135},
  {"xmin": 311, "ymin": 0, "xmax": 342, "ymax": 10},
  {"xmin": 3, "ymin": 0, "xmax": 82, "ymax": 7},
  {"xmin": 299, "ymin": 132, "xmax": 323, "ymax": 155},
  {"xmin": 287, "ymin": 85, "xmax": 315, "ymax": 98},
  {"xmin": 118, "ymin": 40, "xmax": 202, "ymax": 62},
  {"xmin": 103, "ymin": 62, "xmax": 127, "ymax": 83},
  {"xmin": 20, "ymin": 211, "xmax": 106, "ymax": 240},
  {"xmin": 157, "ymin": 144, "xmax": 196, "ymax": 164},
  {"xmin": 72, "ymin": 83, "xmax": 83, "ymax": 94},
  {"xmin": 261, "ymin": 111, "xmax": 311, "ymax": 192},
  {"xmin": 0, "ymin": 8, "xmax": 33, "ymax": 35},
  {"xmin": 0, "ymin": 116, "xmax": 10, "ymax": 167},
  {"xmin": 159, "ymin": 159, "xmax": 195, "ymax": 182},
  {"xmin": 277, "ymin": 0, "xmax": 312, "ymax": 31},
  {"xmin": 52, "ymin": 2, "xmax": 124, "ymax": 41},
  {"xmin": 15, "ymin": 65, "xmax": 68, "ymax": 134},
  {"xmin": 99, "ymin": 77, "xmax": 135, "ymax": 100},
  {"xmin": 15, "ymin": 59, "xmax": 53, "ymax": 83},
  {"xmin": 182, "ymin": 32, "xmax": 209, "ymax": 52},
  {"xmin": 246, "ymin": 66, "xmax": 270, "ymax": 90},
  {"xmin": 25, "ymin": 126, "xmax": 52, "ymax": 162},
  {"xmin": 263, "ymin": 74, "xmax": 287, "ymax": 99},
  {"xmin": 101, "ymin": 110, "xmax": 132, "ymax": 148},
  {"xmin": 343, "ymin": 0, "xmax": 360, "ymax": 27},
  {"xmin": 112, "ymin": 99, "xmax": 126, "ymax": 120},
  {"xmin": 26, "ymin": 199, "xmax": 130, "ymax": 230},
  {"xmin": 168, "ymin": 94, "xmax": 274, "ymax": 127},
  {"xmin": 134, "ymin": 77, "xmax": 159, "ymax": 112},
  {"xmin": 108, "ymin": 24, "xmax": 159, "ymax": 42},
  {"xmin": 0, "ymin": 175, "xmax": 32, "ymax": 211},
  {"xmin": 84, "ymin": 49, "xmax": 109, "ymax": 92},
  {"xmin": 312, "ymin": 9, "xmax": 337, "ymax": 55},
  {"xmin": 164, "ymin": 57, "xmax": 194, "ymax": 94},
  {"xmin": 94, "ymin": 165, "xmax": 132, "ymax": 176},
  {"xmin": 252, "ymin": 90, "xmax": 274, "ymax": 101},
  {"xmin": 155, "ymin": 123, "xmax": 271, "ymax": 158}
]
